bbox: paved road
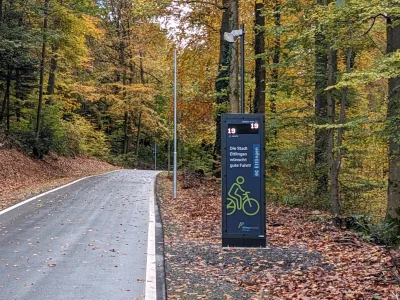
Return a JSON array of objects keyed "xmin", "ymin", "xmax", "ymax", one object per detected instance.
[{"xmin": 0, "ymin": 170, "xmax": 159, "ymax": 300}]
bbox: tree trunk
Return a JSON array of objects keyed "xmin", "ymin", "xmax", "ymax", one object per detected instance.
[
  {"xmin": 46, "ymin": 47, "xmax": 57, "ymax": 105},
  {"xmin": 228, "ymin": 0, "xmax": 239, "ymax": 113},
  {"xmin": 139, "ymin": 50, "xmax": 145, "ymax": 85},
  {"xmin": 269, "ymin": 0, "xmax": 281, "ymax": 174},
  {"xmin": 0, "ymin": 92, "xmax": 6, "ymax": 127},
  {"xmin": 15, "ymin": 69, "xmax": 22, "ymax": 122},
  {"xmin": 213, "ymin": 0, "xmax": 230, "ymax": 175},
  {"xmin": 331, "ymin": 47, "xmax": 352, "ymax": 222},
  {"xmin": 129, "ymin": 62, "xmax": 135, "ymax": 84},
  {"xmin": 123, "ymin": 111, "xmax": 129, "ymax": 154},
  {"xmin": 0, "ymin": 67, "xmax": 11, "ymax": 128},
  {"xmin": 115, "ymin": 0, "xmax": 129, "ymax": 155},
  {"xmin": 135, "ymin": 111, "xmax": 142, "ymax": 163},
  {"xmin": 135, "ymin": 50, "xmax": 146, "ymax": 164},
  {"xmin": 35, "ymin": 0, "xmax": 49, "ymax": 143},
  {"xmin": 218, "ymin": 1, "xmax": 230, "ymax": 69},
  {"xmin": 47, "ymin": 0, "xmax": 61, "ymax": 106},
  {"xmin": 271, "ymin": 0, "xmax": 280, "ymax": 127},
  {"xmin": 181, "ymin": 138, "xmax": 185, "ymax": 171},
  {"xmin": 0, "ymin": 0, "xmax": 3, "ymax": 22},
  {"xmin": 6, "ymin": 69, "xmax": 11, "ymax": 132},
  {"xmin": 14, "ymin": 15, "xmax": 23, "ymax": 122},
  {"xmin": 314, "ymin": 0, "xmax": 329, "ymax": 195},
  {"xmin": 387, "ymin": 16, "xmax": 400, "ymax": 223},
  {"xmin": 248, "ymin": 73, "xmax": 254, "ymax": 113},
  {"xmin": 253, "ymin": 0, "xmax": 265, "ymax": 113},
  {"xmin": 120, "ymin": 23, "xmax": 129, "ymax": 154},
  {"xmin": 327, "ymin": 49, "xmax": 339, "ymax": 217}
]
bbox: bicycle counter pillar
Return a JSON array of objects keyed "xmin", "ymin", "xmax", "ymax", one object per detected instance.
[{"xmin": 221, "ymin": 114, "xmax": 266, "ymax": 247}]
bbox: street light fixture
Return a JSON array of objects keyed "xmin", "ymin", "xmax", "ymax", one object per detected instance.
[
  {"xmin": 223, "ymin": 29, "xmax": 243, "ymax": 43},
  {"xmin": 224, "ymin": 24, "xmax": 245, "ymax": 114}
]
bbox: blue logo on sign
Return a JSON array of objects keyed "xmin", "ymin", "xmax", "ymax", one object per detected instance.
[{"xmin": 253, "ymin": 144, "xmax": 260, "ymax": 177}]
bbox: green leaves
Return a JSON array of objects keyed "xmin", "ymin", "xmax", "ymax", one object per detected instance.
[
  {"xmin": 334, "ymin": 51, "xmax": 400, "ymax": 89},
  {"xmin": 312, "ymin": 117, "xmax": 372, "ymax": 130}
]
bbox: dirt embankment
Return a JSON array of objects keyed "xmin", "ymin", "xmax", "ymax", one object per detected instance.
[{"xmin": 0, "ymin": 149, "xmax": 119, "ymax": 211}]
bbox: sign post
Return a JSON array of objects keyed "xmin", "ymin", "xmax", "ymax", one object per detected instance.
[{"xmin": 221, "ymin": 113, "xmax": 266, "ymax": 247}]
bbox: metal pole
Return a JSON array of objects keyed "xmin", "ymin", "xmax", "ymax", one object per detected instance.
[
  {"xmin": 173, "ymin": 49, "xmax": 178, "ymax": 199},
  {"xmin": 240, "ymin": 23, "xmax": 245, "ymax": 114},
  {"xmin": 154, "ymin": 143, "xmax": 157, "ymax": 171},
  {"xmin": 167, "ymin": 114, "xmax": 170, "ymax": 176}
]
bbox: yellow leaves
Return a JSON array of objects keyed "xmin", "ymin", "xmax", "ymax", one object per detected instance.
[
  {"xmin": 48, "ymin": 1, "xmax": 114, "ymax": 69},
  {"xmin": 64, "ymin": 116, "xmax": 110, "ymax": 158},
  {"xmin": 70, "ymin": 82, "xmax": 97, "ymax": 95},
  {"xmin": 48, "ymin": 3, "xmax": 96, "ymax": 66},
  {"xmin": 130, "ymin": 0, "xmax": 166, "ymax": 18},
  {"xmin": 125, "ymin": 84, "xmax": 155, "ymax": 96},
  {"xmin": 98, "ymin": 83, "xmax": 157, "ymax": 112},
  {"xmin": 82, "ymin": 15, "xmax": 105, "ymax": 39}
]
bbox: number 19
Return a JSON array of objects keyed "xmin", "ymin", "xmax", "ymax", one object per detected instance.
[{"xmin": 251, "ymin": 123, "xmax": 259, "ymax": 129}]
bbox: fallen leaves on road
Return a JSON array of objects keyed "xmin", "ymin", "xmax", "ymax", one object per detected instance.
[{"xmin": 157, "ymin": 173, "xmax": 400, "ymax": 299}]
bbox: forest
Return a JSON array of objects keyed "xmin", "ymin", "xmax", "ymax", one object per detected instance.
[{"xmin": 1, "ymin": 0, "xmax": 400, "ymax": 242}]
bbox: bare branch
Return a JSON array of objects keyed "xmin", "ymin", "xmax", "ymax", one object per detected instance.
[
  {"xmin": 364, "ymin": 14, "xmax": 389, "ymax": 36},
  {"xmin": 140, "ymin": 69, "xmax": 163, "ymax": 84},
  {"xmin": 364, "ymin": 17, "xmax": 377, "ymax": 35}
]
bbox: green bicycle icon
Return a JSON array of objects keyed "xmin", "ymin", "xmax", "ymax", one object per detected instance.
[{"xmin": 226, "ymin": 176, "xmax": 260, "ymax": 216}]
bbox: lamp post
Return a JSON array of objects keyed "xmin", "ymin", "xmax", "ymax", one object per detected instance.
[
  {"xmin": 224, "ymin": 24, "xmax": 245, "ymax": 113},
  {"xmin": 154, "ymin": 142, "xmax": 157, "ymax": 171},
  {"xmin": 168, "ymin": 114, "xmax": 171, "ymax": 176}
]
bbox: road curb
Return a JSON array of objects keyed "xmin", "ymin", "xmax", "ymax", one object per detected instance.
[
  {"xmin": 154, "ymin": 175, "xmax": 167, "ymax": 300},
  {"xmin": 145, "ymin": 173, "xmax": 166, "ymax": 300}
]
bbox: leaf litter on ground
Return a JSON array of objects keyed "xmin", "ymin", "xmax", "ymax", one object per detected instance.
[
  {"xmin": 0, "ymin": 149, "xmax": 118, "ymax": 211},
  {"xmin": 157, "ymin": 172, "xmax": 400, "ymax": 299}
]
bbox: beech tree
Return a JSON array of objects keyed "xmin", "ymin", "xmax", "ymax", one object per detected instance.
[
  {"xmin": 314, "ymin": 0, "xmax": 329, "ymax": 196},
  {"xmin": 253, "ymin": 0, "xmax": 265, "ymax": 114},
  {"xmin": 2, "ymin": 0, "xmax": 400, "ymax": 230},
  {"xmin": 0, "ymin": 0, "xmax": 37, "ymax": 133},
  {"xmin": 387, "ymin": 13, "xmax": 400, "ymax": 224},
  {"xmin": 213, "ymin": 0, "xmax": 230, "ymax": 173},
  {"xmin": 227, "ymin": 0, "xmax": 239, "ymax": 113},
  {"xmin": 35, "ymin": 0, "xmax": 49, "ymax": 150}
]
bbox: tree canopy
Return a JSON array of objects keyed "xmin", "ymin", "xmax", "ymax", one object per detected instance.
[{"xmin": 2, "ymin": 0, "xmax": 400, "ymax": 240}]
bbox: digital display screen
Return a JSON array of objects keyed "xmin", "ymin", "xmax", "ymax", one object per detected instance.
[{"xmin": 228, "ymin": 123, "xmax": 259, "ymax": 135}]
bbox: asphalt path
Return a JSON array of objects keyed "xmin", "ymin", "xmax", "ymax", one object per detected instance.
[{"xmin": 0, "ymin": 170, "xmax": 159, "ymax": 300}]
